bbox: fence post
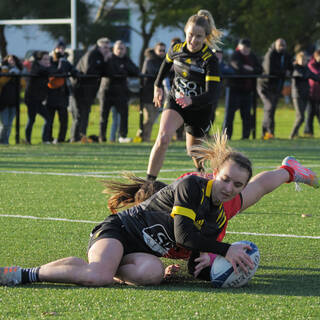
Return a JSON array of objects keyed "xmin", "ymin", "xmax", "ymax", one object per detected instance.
[
  {"xmin": 14, "ymin": 76, "xmax": 21, "ymax": 144},
  {"xmin": 251, "ymin": 78, "xmax": 257, "ymax": 139},
  {"xmin": 138, "ymin": 75, "xmax": 144, "ymax": 137}
]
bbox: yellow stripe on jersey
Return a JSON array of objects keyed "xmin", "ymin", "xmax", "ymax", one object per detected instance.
[
  {"xmin": 171, "ymin": 206, "xmax": 196, "ymax": 221},
  {"xmin": 173, "ymin": 43, "xmax": 183, "ymax": 52},
  {"xmin": 166, "ymin": 53, "xmax": 173, "ymax": 63},
  {"xmin": 202, "ymin": 45, "xmax": 208, "ymax": 52},
  {"xmin": 200, "ymin": 188, "xmax": 205, "ymax": 204},
  {"xmin": 206, "ymin": 75, "xmax": 221, "ymax": 82},
  {"xmin": 216, "ymin": 203, "xmax": 224, "ymax": 221},
  {"xmin": 218, "ymin": 215, "xmax": 226, "ymax": 228},
  {"xmin": 202, "ymin": 52, "xmax": 212, "ymax": 61},
  {"xmin": 205, "ymin": 180, "xmax": 213, "ymax": 197}
]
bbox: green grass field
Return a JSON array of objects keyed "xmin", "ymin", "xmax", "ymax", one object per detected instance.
[{"xmin": 0, "ymin": 101, "xmax": 319, "ymax": 319}]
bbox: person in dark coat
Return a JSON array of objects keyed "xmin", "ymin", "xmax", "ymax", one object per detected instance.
[
  {"xmin": 290, "ymin": 51, "xmax": 320, "ymax": 139},
  {"xmin": 70, "ymin": 38, "xmax": 111, "ymax": 142},
  {"xmin": 24, "ymin": 51, "xmax": 56, "ymax": 144},
  {"xmin": 138, "ymin": 42, "xmax": 166, "ymax": 142},
  {"xmin": 98, "ymin": 40, "xmax": 140, "ymax": 143},
  {"xmin": 222, "ymin": 39, "xmax": 262, "ymax": 140},
  {"xmin": 304, "ymin": 49, "xmax": 320, "ymax": 136},
  {"xmin": 257, "ymin": 38, "xmax": 293, "ymax": 139},
  {"xmin": 0, "ymin": 55, "xmax": 23, "ymax": 144},
  {"xmin": 46, "ymin": 41, "xmax": 78, "ymax": 143}
]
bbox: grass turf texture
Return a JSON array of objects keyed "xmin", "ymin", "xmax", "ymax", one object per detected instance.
[{"xmin": 0, "ymin": 101, "xmax": 319, "ymax": 319}]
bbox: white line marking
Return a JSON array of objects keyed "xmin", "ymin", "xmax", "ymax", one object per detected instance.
[
  {"xmin": 0, "ymin": 214, "xmax": 319, "ymax": 239},
  {"xmin": 227, "ymin": 231, "xmax": 320, "ymax": 239},
  {"xmin": 0, "ymin": 214, "xmax": 100, "ymax": 224}
]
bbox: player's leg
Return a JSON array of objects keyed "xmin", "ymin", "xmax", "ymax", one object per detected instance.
[
  {"xmin": 147, "ymin": 109, "xmax": 184, "ymax": 178},
  {"xmin": 115, "ymin": 252, "xmax": 164, "ymax": 285},
  {"xmin": 0, "ymin": 238, "xmax": 124, "ymax": 286},
  {"xmin": 186, "ymin": 133, "xmax": 204, "ymax": 172},
  {"xmin": 39, "ymin": 238, "xmax": 124, "ymax": 286}
]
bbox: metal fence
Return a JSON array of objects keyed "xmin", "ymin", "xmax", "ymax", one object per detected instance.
[{"xmin": 0, "ymin": 73, "xmax": 279, "ymax": 143}]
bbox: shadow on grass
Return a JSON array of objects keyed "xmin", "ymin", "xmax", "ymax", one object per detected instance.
[{"xmin": 12, "ymin": 264, "xmax": 320, "ymax": 297}]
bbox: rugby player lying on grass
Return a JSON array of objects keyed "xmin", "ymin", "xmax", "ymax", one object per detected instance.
[{"xmin": 1, "ymin": 132, "xmax": 318, "ymax": 286}]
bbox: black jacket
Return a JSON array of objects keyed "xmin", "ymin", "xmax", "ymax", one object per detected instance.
[
  {"xmin": 46, "ymin": 54, "xmax": 78, "ymax": 108},
  {"xmin": 0, "ymin": 66, "xmax": 21, "ymax": 109},
  {"xmin": 24, "ymin": 61, "xmax": 56, "ymax": 103},
  {"xmin": 141, "ymin": 49, "xmax": 164, "ymax": 103},
  {"xmin": 100, "ymin": 53, "xmax": 139, "ymax": 99},
  {"xmin": 291, "ymin": 64, "xmax": 320, "ymax": 99},
  {"xmin": 257, "ymin": 41, "xmax": 293, "ymax": 93},
  {"xmin": 72, "ymin": 45, "xmax": 110, "ymax": 100},
  {"xmin": 228, "ymin": 49, "xmax": 262, "ymax": 92}
]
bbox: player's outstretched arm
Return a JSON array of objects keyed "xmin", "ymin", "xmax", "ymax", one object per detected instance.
[{"xmin": 241, "ymin": 156, "xmax": 319, "ymax": 212}]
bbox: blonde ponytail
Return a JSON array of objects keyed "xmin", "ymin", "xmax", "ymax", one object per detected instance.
[
  {"xmin": 197, "ymin": 9, "xmax": 223, "ymax": 50},
  {"xmin": 190, "ymin": 131, "xmax": 253, "ymax": 182}
]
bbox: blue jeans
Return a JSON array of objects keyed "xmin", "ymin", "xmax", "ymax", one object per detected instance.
[
  {"xmin": 110, "ymin": 106, "xmax": 120, "ymax": 142},
  {"xmin": 0, "ymin": 107, "xmax": 16, "ymax": 144}
]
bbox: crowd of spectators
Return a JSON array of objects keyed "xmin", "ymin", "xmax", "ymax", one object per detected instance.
[{"xmin": 1, "ymin": 36, "xmax": 320, "ymax": 145}]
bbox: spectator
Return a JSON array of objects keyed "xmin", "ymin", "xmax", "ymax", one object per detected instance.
[
  {"xmin": 290, "ymin": 51, "xmax": 320, "ymax": 139},
  {"xmin": 98, "ymin": 40, "xmax": 139, "ymax": 143},
  {"xmin": 70, "ymin": 37, "xmax": 111, "ymax": 142},
  {"xmin": 47, "ymin": 41, "xmax": 78, "ymax": 143},
  {"xmin": 304, "ymin": 49, "xmax": 320, "ymax": 136},
  {"xmin": 210, "ymin": 49, "xmax": 234, "ymax": 128},
  {"xmin": 0, "ymin": 55, "xmax": 23, "ymax": 144},
  {"xmin": 257, "ymin": 38, "xmax": 293, "ymax": 140},
  {"xmin": 139, "ymin": 42, "xmax": 166, "ymax": 142},
  {"xmin": 222, "ymin": 39, "xmax": 262, "ymax": 140},
  {"xmin": 24, "ymin": 51, "xmax": 55, "ymax": 144}
]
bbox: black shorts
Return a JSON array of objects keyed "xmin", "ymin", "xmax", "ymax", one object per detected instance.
[
  {"xmin": 164, "ymin": 94, "xmax": 212, "ymax": 137},
  {"xmin": 87, "ymin": 214, "xmax": 145, "ymax": 255}
]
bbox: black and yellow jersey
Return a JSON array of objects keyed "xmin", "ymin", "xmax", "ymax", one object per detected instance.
[
  {"xmin": 154, "ymin": 41, "xmax": 221, "ymax": 108},
  {"xmin": 117, "ymin": 175, "xmax": 230, "ymax": 257}
]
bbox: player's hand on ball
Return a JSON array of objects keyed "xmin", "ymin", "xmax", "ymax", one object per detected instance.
[
  {"xmin": 194, "ymin": 252, "xmax": 211, "ymax": 277},
  {"xmin": 225, "ymin": 243, "xmax": 254, "ymax": 274}
]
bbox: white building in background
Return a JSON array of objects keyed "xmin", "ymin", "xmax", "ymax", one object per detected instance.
[{"xmin": 4, "ymin": 2, "xmax": 184, "ymax": 65}]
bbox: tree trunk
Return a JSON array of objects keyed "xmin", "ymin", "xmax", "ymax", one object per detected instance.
[
  {"xmin": 0, "ymin": 25, "xmax": 8, "ymax": 58},
  {"xmin": 139, "ymin": 33, "xmax": 152, "ymax": 69}
]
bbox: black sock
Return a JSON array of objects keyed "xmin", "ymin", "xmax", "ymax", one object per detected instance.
[
  {"xmin": 21, "ymin": 267, "xmax": 40, "ymax": 284},
  {"xmin": 147, "ymin": 174, "xmax": 157, "ymax": 181}
]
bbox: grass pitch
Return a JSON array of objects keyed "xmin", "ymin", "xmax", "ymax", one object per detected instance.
[{"xmin": 0, "ymin": 101, "xmax": 319, "ymax": 319}]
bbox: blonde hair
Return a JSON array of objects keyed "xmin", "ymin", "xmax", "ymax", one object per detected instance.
[
  {"xmin": 295, "ymin": 51, "xmax": 305, "ymax": 65},
  {"xmin": 185, "ymin": 9, "xmax": 223, "ymax": 50},
  {"xmin": 190, "ymin": 131, "xmax": 252, "ymax": 183}
]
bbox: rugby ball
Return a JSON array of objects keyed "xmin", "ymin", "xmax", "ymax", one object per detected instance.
[{"xmin": 210, "ymin": 240, "xmax": 260, "ymax": 288}]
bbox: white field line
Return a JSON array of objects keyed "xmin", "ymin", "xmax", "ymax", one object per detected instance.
[
  {"xmin": 0, "ymin": 163, "xmax": 319, "ymax": 180},
  {"xmin": 0, "ymin": 213, "xmax": 319, "ymax": 239}
]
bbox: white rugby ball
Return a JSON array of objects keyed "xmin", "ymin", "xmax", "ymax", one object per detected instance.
[{"xmin": 210, "ymin": 240, "xmax": 260, "ymax": 288}]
